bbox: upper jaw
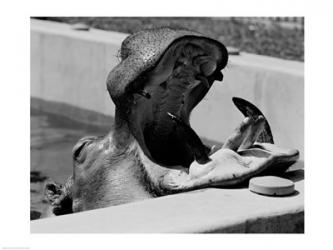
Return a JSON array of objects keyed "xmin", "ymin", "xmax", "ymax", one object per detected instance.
[
  {"xmin": 107, "ymin": 28, "xmax": 228, "ymax": 108},
  {"xmin": 108, "ymin": 28, "xmax": 228, "ymax": 167}
]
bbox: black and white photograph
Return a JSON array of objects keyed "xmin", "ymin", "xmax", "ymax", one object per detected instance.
[{"xmin": 30, "ymin": 16, "xmax": 304, "ymax": 233}]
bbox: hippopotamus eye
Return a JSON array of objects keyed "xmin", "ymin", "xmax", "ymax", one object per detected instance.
[{"xmin": 72, "ymin": 136, "xmax": 97, "ymax": 163}]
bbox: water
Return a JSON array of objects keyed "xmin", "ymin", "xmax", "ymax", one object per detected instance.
[{"xmin": 30, "ymin": 108, "xmax": 109, "ymax": 219}]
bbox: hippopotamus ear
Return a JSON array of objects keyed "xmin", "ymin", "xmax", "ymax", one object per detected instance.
[{"xmin": 72, "ymin": 136, "xmax": 98, "ymax": 163}]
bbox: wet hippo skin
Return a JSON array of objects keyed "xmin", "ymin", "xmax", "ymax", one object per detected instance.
[{"xmin": 45, "ymin": 27, "xmax": 299, "ymax": 215}]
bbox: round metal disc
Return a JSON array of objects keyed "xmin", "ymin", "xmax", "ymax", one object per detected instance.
[{"xmin": 249, "ymin": 176, "xmax": 295, "ymax": 196}]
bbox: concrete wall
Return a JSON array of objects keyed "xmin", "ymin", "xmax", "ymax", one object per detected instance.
[
  {"xmin": 31, "ymin": 20, "xmax": 125, "ymax": 119},
  {"xmin": 31, "ymin": 19, "xmax": 304, "ymax": 157}
]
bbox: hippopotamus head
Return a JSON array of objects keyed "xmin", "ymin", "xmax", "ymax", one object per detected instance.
[
  {"xmin": 107, "ymin": 27, "xmax": 228, "ymax": 167},
  {"xmin": 45, "ymin": 27, "xmax": 299, "ymax": 216}
]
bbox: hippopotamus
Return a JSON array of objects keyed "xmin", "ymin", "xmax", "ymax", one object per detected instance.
[{"xmin": 45, "ymin": 27, "xmax": 299, "ymax": 215}]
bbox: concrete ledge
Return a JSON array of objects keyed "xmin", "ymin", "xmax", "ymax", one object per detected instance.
[{"xmin": 31, "ymin": 169, "xmax": 304, "ymax": 233}]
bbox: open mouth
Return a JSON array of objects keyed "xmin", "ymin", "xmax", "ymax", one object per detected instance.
[{"xmin": 127, "ymin": 36, "xmax": 228, "ymax": 167}]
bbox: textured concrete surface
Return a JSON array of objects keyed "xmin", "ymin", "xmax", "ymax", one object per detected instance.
[
  {"xmin": 31, "ymin": 168, "xmax": 303, "ymax": 233},
  {"xmin": 30, "ymin": 19, "xmax": 304, "ymax": 157}
]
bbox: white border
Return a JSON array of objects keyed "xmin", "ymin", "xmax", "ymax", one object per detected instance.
[{"xmin": 1, "ymin": 0, "xmax": 332, "ymax": 249}]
